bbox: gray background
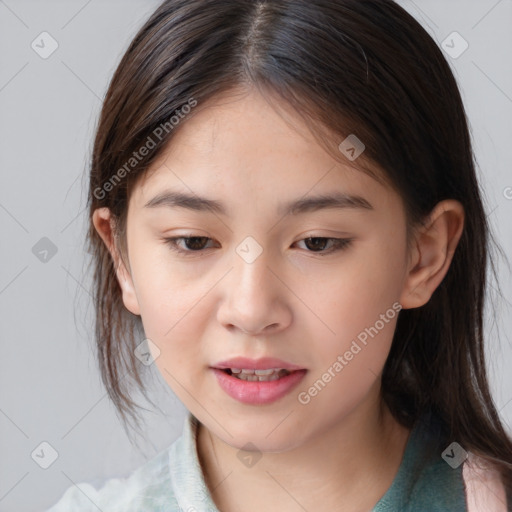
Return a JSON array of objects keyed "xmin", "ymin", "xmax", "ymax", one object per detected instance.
[{"xmin": 0, "ymin": 1, "xmax": 511, "ymax": 510}]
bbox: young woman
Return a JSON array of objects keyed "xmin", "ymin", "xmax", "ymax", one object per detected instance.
[{"xmin": 47, "ymin": 0, "xmax": 512, "ymax": 510}]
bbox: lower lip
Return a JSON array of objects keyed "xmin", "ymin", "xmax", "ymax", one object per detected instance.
[{"xmin": 211, "ymin": 368, "xmax": 308, "ymax": 405}]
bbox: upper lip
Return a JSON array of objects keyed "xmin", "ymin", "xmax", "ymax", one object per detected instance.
[{"xmin": 212, "ymin": 357, "xmax": 305, "ymax": 371}]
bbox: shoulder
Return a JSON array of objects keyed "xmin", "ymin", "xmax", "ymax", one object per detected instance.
[
  {"xmin": 410, "ymin": 413, "xmax": 509, "ymax": 511},
  {"xmin": 45, "ymin": 446, "xmax": 179, "ymax": 512},
  {"xmin": 45, "ymin": 412, "xmax": 218, "ymax": 512},
  {"xmin": 462, "ymin": 452, "xmax": 509, "ymax": 512},
  {"xmin": 376, "ymin": 411, "xmax": 509, "ymax": 511}
]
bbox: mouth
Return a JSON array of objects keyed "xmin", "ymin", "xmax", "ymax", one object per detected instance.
[
  {"xmin": 220, "ymin": 368, "xmax": 294, "ymax": 382},
  {"xmin": 211, "ymin": 366, "xmax": 308, "ymax": 405}
]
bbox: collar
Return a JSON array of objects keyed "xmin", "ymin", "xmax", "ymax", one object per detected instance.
[
  {"xmin": 168, "ymin": 412, "xmax": 220, "ymax": 511},
  {"xmin": 168, "ymin": 410, "xmax": 467, "ymax": 511}
]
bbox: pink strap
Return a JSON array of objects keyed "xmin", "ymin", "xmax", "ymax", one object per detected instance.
[{"xmin": 463, "ymin": 452, "xmax": 508, "ymax": 511}]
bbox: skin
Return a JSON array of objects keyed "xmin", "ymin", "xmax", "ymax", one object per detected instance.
[{"xmin": 93, "ymin": 86, "xmax": 464, "ymax": 511}]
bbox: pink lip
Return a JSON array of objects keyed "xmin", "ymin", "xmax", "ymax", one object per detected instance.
[
  {"xmin": 212, "ymin": 356, "xmax": 305, "ymax": 371},
  {"xmin": 211, "ymin": 369, "xmax": 308, "ymax": 405},
  {"xmin": 211, "ymin": 357, "xmax": 308, "ymax": 405}
]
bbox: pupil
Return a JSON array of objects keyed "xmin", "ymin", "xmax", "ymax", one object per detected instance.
[
  {"xmin": 186, "ymin": 237, "xmax": 208, "ymax": 250},
  {"xmin": 305, "ymin": 237, "xmax": 327, "ymax": 251}
]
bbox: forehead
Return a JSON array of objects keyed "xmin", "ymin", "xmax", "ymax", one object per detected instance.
[{"xmin": 129, "ymin": 89, "xmax": 397, "ymax": 216}]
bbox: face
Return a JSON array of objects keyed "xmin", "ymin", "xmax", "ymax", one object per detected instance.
[{"xmin": 112, "ymin": 88, "xmax": 413, "ymax": 451}]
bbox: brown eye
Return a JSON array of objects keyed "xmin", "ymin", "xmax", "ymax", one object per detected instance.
[
  {"xmin": 303, "ymin": 237, "xmax": 330, "ymax": 251},
  {"xmin": 295, "ymin": 237, "xmax": 352, "ymax": 256},
  {"xmin": 180, "ymin": 237, "xmax": 210, "ymax": 250},
  {"xmin": 164, "ymin": 236, "xmax": 216, "ymax": 255}
]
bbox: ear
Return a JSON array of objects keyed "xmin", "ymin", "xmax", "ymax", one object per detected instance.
[
  {"xmin": 399, "ymin": 199, "xmax": 464, "ymax": 309},
  {"xmin": 92, "ymin": 207, "xmax": 141, "ymax": 316}
]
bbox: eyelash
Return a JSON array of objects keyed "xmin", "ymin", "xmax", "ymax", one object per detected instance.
[{"xmin": 162, "ymin": 235, "xmax": 353, "ymax": 257}]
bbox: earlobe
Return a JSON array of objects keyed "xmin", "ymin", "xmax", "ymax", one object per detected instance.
[
  {"xmin": 113, "ymin": 256, "xmax": 141, "ymax": 316},
  {"xmin": 399, "ymin": 200, "xmax": 464, "ymax": 309},
  {"xmin": 91, "ymin": 207, "xmax": 141, "ymax": 316}
]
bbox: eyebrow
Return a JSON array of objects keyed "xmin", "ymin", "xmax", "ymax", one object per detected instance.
[{"xmin": 143, "ymin": 190, "xmax": 374, "ymax": 216}]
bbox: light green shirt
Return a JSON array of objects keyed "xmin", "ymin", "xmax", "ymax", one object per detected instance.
[{"xmin": 46, "ymin": 410, "xmax": 469, "ymax": 511}]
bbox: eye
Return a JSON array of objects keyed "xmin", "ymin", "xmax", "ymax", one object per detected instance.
[
  {"xmin": 294, "ymin": 237, "xmax": 353, "ymax": 255},
  {"xmin": 164, "ymin": 236, "xmax": 217, "ymax": 255},
  {"xmin": 163, "ymin": 235, "xmax": 352, "ymax": 257}
]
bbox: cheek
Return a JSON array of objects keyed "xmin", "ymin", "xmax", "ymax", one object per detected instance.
[
  {"xmin": 297, "ymin": 240, "xmax": 405, "ymax": 349},
  {"xmin": 292, "ymin": 245, "xmax": 404, "ymax": 415},
  {"xmin": 128, "ymin": 248, "xmax": 212, "ymax": 369},
  {"xmin": 296, "ymin": 285, "xmax": 400, "ymax": 420},
  {"xmin": 137, "ymin": 279, "xmax": 210, "ymax": 406},
  {"xmin": 138, "ymin": 283, "xmax": 205, "ymax": 339}
]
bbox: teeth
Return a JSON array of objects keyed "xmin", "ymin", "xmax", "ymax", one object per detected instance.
[
  {"xmin": 254, "ymin": 369, "xmax": 276, "ymax": 376},
  {"xmin": 233, "ymin": 368, "xmax": 286, "ymax": 375},
  {"xmin": 227, "ymin": 368, "xmax": 291, "ymax": 381}
]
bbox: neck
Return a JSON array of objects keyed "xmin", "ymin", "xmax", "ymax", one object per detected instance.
[{"xmin": 196, "ymin": 383, "xmax": 411, "ymax": 511}]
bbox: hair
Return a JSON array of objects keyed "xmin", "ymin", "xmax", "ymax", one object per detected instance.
[{"xmin": 83, "ymin": 0, "xmax": 512, "ymax": 498}]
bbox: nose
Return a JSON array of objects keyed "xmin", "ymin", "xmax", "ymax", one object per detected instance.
[{"xmin": 216, "ymin": 241, "xmax": 292, "ymax": 336}]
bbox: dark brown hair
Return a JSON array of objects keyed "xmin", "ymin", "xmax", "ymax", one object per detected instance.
[{"xmin": 83, "ymin": 0, "xmax": 512, "ymax": 498}]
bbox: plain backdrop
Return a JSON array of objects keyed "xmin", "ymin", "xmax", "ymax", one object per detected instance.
[{"xmin": 0, "ymin": 1, "xmax": 511, "ymax": 510}]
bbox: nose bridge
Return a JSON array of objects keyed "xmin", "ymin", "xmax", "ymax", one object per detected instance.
[
  {"xmin": 217, "ymin": 234, "xmax": 289, "ymax": 333},
  {"xmin": 232, "ymin": 234, "xmax": 274, "ymax": 301}
]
